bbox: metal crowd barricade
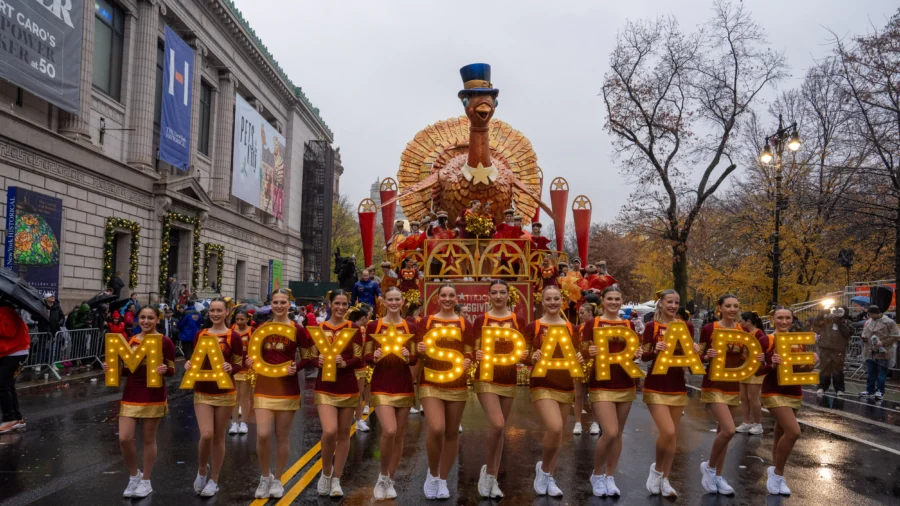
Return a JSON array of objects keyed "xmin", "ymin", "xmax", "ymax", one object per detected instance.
[
  {"xmin": 846, "ymin": 335, "xmax": 866, "ymax": 379},
  {"xmin": 53, "ymin": 328, "xmax": 104, "ymax": 370},
  {"xmin": 23, "ymin": 332, "xmax": 62, "ymax": 381}
]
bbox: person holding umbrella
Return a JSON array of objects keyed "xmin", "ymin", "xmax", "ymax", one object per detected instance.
[{"xmin": 0, "ymin": 304, "xmax": 30, "ymax": 433}]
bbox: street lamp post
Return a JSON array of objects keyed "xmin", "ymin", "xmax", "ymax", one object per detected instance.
[{"xmin": 760, "ymin": 114, "xmax": 801, "ymax": 309}]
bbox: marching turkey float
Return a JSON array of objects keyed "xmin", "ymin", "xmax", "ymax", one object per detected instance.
[{"xmin": 355, "ymin": 63, "xmax": 616, "ymax": 324}]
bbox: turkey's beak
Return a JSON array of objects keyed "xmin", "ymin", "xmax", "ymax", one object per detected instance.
[{"xmin": 475, "ymin": 103, "xmax": 492, "ymax": 121}]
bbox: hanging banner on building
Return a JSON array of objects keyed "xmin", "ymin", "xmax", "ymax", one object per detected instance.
[
  {"xmin": 0, "ymin": 0, "xmax": 84, "ymax": 114},
  {"xmin": 158, "ymin": 26, "xmax": 193, "ymax": 171},
  {"xmin": 268, "ymin": 259, "xmax": 283, "ymax": 296},
  {"xmin": 4, "ymin": 188, "xmax": 62, "ymax": 296},
  {"xmin": 232, "ymin": 95, "xmax": 286, "ymax": 219}
]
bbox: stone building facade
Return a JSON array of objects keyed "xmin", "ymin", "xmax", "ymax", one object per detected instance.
[{"xmin": 0, "ymin": 0, "xmax": 338, "ymax": 309}]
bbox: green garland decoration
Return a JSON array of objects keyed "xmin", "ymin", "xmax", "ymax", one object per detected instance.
[
  {"xmin": 103, "ymin": 218, "xmax": 141, "ymax": 288},
  {"xmin": 203, "ymin": 243, "xmax": 225, "ymax": 291},
  {"xmin": 158, "ymin": 212, "xmax": 202, "ymax": 296}
]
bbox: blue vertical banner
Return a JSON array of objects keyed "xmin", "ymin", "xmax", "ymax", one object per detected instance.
[
  {"xmin": 159, "ymin": 26, "xmax": 194, "ymax": 171},
  {"xmin": 4, "ymin": 187, "xmax": 63, "ymax": 297}
]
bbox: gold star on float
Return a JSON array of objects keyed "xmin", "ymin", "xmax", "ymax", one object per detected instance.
[
  {"xmin": 433, "ymin": 244, "xmax": 469, "ymax": 276},
  {"xmin": 573, "ymin": 195, "xmax": 591, "ymax": 209},
  {"xmin": 468, "ymin": 163, "xmax": 495, "ymax": 185},
  {"xmin": 371, "ymin": 323, "xmax": 414, "ymax": 359},
  {"xmin": 358, "ymin": 198, "xmax": 378, "ymax": 213},
  {"xmin": 551, "ymin": 177, "xmax": 568, "ymax": 191}
]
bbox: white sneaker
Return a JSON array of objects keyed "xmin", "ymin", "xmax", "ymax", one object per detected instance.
[
  {"xmin": 490, "ymin": 475, "xmax": 504, "ymax": 498},
  {"xmin": 749, "ymin": 423, "xmax": 764, "ymax": 435},
  {"xmin": 573, "ymin": 422, "xmax": 583, "ymax": 435},
  {"xmin": 646, "ymin": 463, "xmax": 662, "ymax": 494},
  {"xmin": 437, "ymin": 479, "xmax": 450, "ymax": 499},
  {"xmin": 700, "ymin": 461, "xmax": 717, "ymax": 493},
  {"xmin": 767, "ymin": 466, "xmax": 791, "ymax": 495},
  {"xmin": 605, "ymin": 475, "xmax": 620, "ymax": 496},
  {"xmin": 875, "ymin": 391, "xmax": 884, "ymax": 400},
  {"xmin": 423, "ymin": 472, "xmax": 440, "ymax": 499},
  {"xmin": 317, "ymin": 471, "xmax": 332, "ymax": 495},
  {"xmin": 228, "ymin": 421, "xmax": 239, "ymax": 435},
  {"xmin": 363, "ymin": 405, "xmax": 370, "ymax": 415},
  {"xmin": 409, "ymin": 406, "xmax": 419, "ymax": 414},
  {"xmin": 660, "ymin": 477, "xmax": 677, "ymax": 497},
  {"xmin": 193, "ymin": 466, "xmax": 209, "ymax": 494},
  {"xmin": 534, "ymin": 461, "xmax": 549, "ymax": 495},
  {"xmin": 716, "ymin": 475, "xmax": 735, "ymax": 495},
  {"xmin": 269, "ymin": 478, "xmax": 284, "ymax": 498},
  {"xmin": 478, "ymin": 465, "xmax": 491, "ymax": 497},
  {"xmin": 254, "ymin": 475, "xmax": 271, "ymax": 499},
  {"xmin": 816, "ymin": 388, "xmax": 824, "ymax": 396},
  {"xmin": 132, "ymin": 480, "xmax": 153, "ymax": 498},
  {"xmin": 239, "ymin": 422, "xmax": 249, "ymax": 434},
  {"xmin": 374, "ymin": 474, "xmax": 389, "ymax": 500},
  {"xmin": 356, "ymin": 419, "xmax": 370, "ymax": 432},
  {"xmin": 330, "ymin": 477, "xmax": 344, "ymax": 497},
  {"xmin": 386, "ymin": 477, "xmax": 398, "ymax": 499},
  {"xmin": 589, "ymin": 422, "xmax": 601, "ymax": 435},
  {"xmin": 735, "ymin": 422, "xmax": 753, "ymax": 433},
  {"xmin": 459, "ymin": 424, "xmax": 463, "ymax": 433},
  {"xmin": 123, "ymin": 470, "xmax": 142, "ymax": 498},
  {"xmin": 590, "ymin": 473, "xmax": 607, "ymax": 497},
  {"xmin": 547, "ymin": 476, "xmax": 563, "ymax": 497},
  {"xmin": 200, "ymin": 479, "xmax": 219, "ymax": 497},
  {"xmin": 859, "ymin": 391, "xmax": 869, "ymax": 398}
]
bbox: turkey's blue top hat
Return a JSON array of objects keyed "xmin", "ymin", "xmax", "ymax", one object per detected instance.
[{"xmin": 458, "ymin": 63, "xmax": 499, "ymax": 98}]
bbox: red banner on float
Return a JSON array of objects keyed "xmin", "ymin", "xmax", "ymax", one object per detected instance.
[
  {"xmin": 532, "ymin": 168, "xmax": 543, "ymax": 224},
  {"xmin": 379, "ymin": 178, "xmax": 398, "ymax": 245},
  {"xmin": 424, "ymin": 282, "xmax": 532, "ymax": 326},
  {"xmin": 358, "ymin": 198, "xmax": 377, "ymax": 267},
  {"xmin": 572, "ymin": 195, "xmax": 592, "ymax": 265},
  {"xmin": 549, "ymin": 177, "xmax": 569, "ymax": 252}
]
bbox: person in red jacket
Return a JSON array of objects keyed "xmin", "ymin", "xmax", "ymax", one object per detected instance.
[
  {"xmin": 0, "ymin": 306, "xmax": 30, "ymax": 434},
  {"xmin": 109, "ymin": 311, "xmax": 126, "ymax": 335}
]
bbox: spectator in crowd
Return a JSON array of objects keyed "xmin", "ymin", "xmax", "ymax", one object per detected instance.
[
  {"xmin": 178, "ymin": 310, "xmax": 202, "ymax": 358},
  {"xmin": 67, "ymin": 304, "xmax": 92, "ymax": 331},
  {"xmin": 167, "ymin": 275, "xmax": 179, "ymax": 305},
  {"xmin": 108, "ymin": 311, "xmax": 126, "ymax": 336},
  {"xmin": 108, "ymin": 272, "xmax": 125, "ymax": 298},
  {"xmin": 121, "ymin": 293, "xmax": 141, "ymax": 315},
  {"xmin": 304, "ymin": 304, "xmax": 317, "ymax": 327},
  {"xmin": 157, "ymin": 308, "xmax": 178, "ymax": 343},
  {"xmin": 178, "ymin": 283, "xmax": 191, "ymax": 306},
  {"xmin": 0, "ymin": 305, "xmax": 30, "ymax": 433},
  {"xmin": 37, "ymin": 292, "xmax": 65, "ymax": 337},
  {"xmin": 860, "ymin": 305, "xmax": 900, "ymax": 400},
  {"xmin": 351, "ymin": 269, "xmax": 382, "ymax": 307},
  {"xmin": 630, "ymin": 311, "xmax": 645, "ymax": 335},
  {"xmin": 812, "ymin": 306, "xmax": 853, "ymax": 396}
]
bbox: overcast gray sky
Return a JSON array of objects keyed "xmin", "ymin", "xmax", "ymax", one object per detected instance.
[{"xmin": 232, "ymin": 0, "xmax": 896, "ymax": 222}]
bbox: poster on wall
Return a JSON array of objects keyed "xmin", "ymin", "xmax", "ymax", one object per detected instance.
[
  {"xmin": 158, "ymin": 26, "xmax": 193, "ymax": 170},
  {"xmin": 4, "ymin": 187, "xmax": 62, "ymax": 296},
  {"xmin": 268, "ymin": 259, "xmax": 283, "ymax": 297},
  {"xmin": 232, "ymin": 95, "xmax": 286, "ymax": 219},
  {"xmin": 0, "ymin": 0, "xmax": 84, "ymax": 114}
]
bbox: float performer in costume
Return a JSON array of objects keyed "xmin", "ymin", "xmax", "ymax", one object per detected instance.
[{"xmin": 102, "ymin": 307, "xmax": 177, "ymax": 499}]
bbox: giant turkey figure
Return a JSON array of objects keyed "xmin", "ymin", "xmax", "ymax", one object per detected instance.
[{"xmin": 384, "ymin": 64, "xmax": 555, "ymax": 227}]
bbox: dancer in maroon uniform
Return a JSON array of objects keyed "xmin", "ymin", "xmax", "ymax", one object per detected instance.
[
  {"xmin": 366, "ymin": 286, "xmax": 419, "ymax": 500},
  {"xmin": 229, "ymin": 308, "xmax": 253, "ymax": 435},
  {"xmin": 528, "ymin": 285, "xmax": 584, "ymax": 498},
  {"xmin": 102, "ymin": 306, "xmax": 176, "ymax": 499},
  {"xmin": 185, "ymin": 298, "xmax": 243, "ymax": 497},
  {"xmin": 641, "ymin": 289, "xmax": 698, "ymax": 498},
  {"xmin": 471, "ymin": 279, "xmax": 528, "ymax": 499},
  {"xmin": 582, "ymin": 286, "xmax": 642, "ymax": 497},
  {"xmin": 736, "ymin": 311, "xmax": 767, "ymax": 435}
]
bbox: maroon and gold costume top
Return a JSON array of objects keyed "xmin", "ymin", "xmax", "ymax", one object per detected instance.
[
  {"xmin": 761, "ymin": 333, "xmax": 809, "ymax": 408},
  {"xmin": 303, "ymin": 321, "xmax": 364, "ymax": 408},
  {"xmin": 581, "ymin": 317, "xmax": 637, "ymax": 393},
  {"xmin": 253, "ymin": 321, "xmax": 307, "ymax": 411},
  {"xmin": 472, "ymin": 313, "xmax": 522, "ymax": 396},
  {"xmin": 231, "ymin": 325, "xmax": 253, "ymax": 377},
  {"xmin": 193, "ymin": 329, "xmax": 243, "ymax": 397},
  {"xmin": 531, "ymin": 234, "xmax": 551, "ymax": 251},
  {"xmin": 526, "ymin": 320, "xmax": 581, "ymax": 396},
  {"xmin": 418, "ymin": 316, "xmax": 474, "ymax": 396},
  {"xmin": 698, "ymin": 322, "xmax": 747, "ymax": 397},
  {"xmin": 640, "ymin": 320, "xmax": 697, "ymax": 397},
  {"xmin": 540, "ymin": 266, "xmax": 559, "ymax": 290},
  {"xmin": 365, "ymin": 318, "xmax": 419, "ymax": 407},
  {"xmin": 120, "ymin": 334, "xmax": 177, "ymax": 418}
]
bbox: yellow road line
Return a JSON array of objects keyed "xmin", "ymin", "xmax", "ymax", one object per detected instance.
[
  {"xmin": 275, "ymin": 414, "xmax": 369, "ymax": 505},
  {"xmin": 248, "ymin": 442, "xmax": 322, "ymax": 506}
]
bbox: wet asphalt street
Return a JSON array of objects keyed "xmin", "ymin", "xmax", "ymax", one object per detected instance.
[{"xmin": 2, "ymin": 368, "xmax": 900, "ymax": 506}]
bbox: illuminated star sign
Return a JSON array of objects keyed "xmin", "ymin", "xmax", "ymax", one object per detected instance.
[{"xmin": 371, "ymin": 323, "xmax": 414, "ymax": 359}]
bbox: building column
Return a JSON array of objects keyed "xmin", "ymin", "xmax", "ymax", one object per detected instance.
[
  {"xmin": 126, "ymin": 0, "xmax": 163, "ymax": 172},
  {"xmin": 211, "ymin": 71, "xmax": 237, "ymax": 204},
  {"xmin": 58, "ymin": 0, "xmax": 96, "ymax": 143},
  {"xmin": 188, "ymin": 38, "xmax": 207, "ymax": 174}
]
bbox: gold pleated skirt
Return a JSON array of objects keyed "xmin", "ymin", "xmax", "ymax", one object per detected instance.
[
  {"xmin": 589, "ymin": 388, "xmax": 636, "ymax": 403},
  {"xmin": 762, "ymin": 395, "xmax": 801, "ymax": 410},
  {"xmin": 530, "ymin": 388, "xmax": 575, "ymax": 404},
  {"xmin": 253, "ymin": 394, "xmax": 300, "ymax": 411},
  {"xmin": 740, "ymin": 375, "xmax": 764, "ymax": 385},
  {"xmin": 194, "ymin": 392, "xmax": 237, "ymax": 407},
  {"xmin": 419, "ymin": 385, "xmax": 469, "ymax": 402},
  {"xmin": 370, "ymin": 393, "xmax": 415, "ymax": 408},
  {"xmin": 120, "ymin": 401, "xmax": 168, "ymax": 418},
  {"xmin": 700, "ymin": 390, "xmax": 740, "ymax": 406},
  {"xmin": 642, "ymin": 391, "xmax": 689, "ymax": 407},
  {"xmin": 474, "ymin": 381, "xmax": 517, "ymax": 398},
  {"xmin": 314, "ymin": 392, "xmax": 360, "ymax": 408},
  {"xmin": 234, "ymin": 372, "xmax": 248, "ymax": 382}
]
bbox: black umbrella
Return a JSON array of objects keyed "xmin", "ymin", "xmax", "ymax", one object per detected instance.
[
  {"xmin": 0, "ymin": 267, "xmax": 49, "ymax": 323},
  {"xmin": 84, "ymin": 292, "xmax": 118, "ymax": 309}
]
